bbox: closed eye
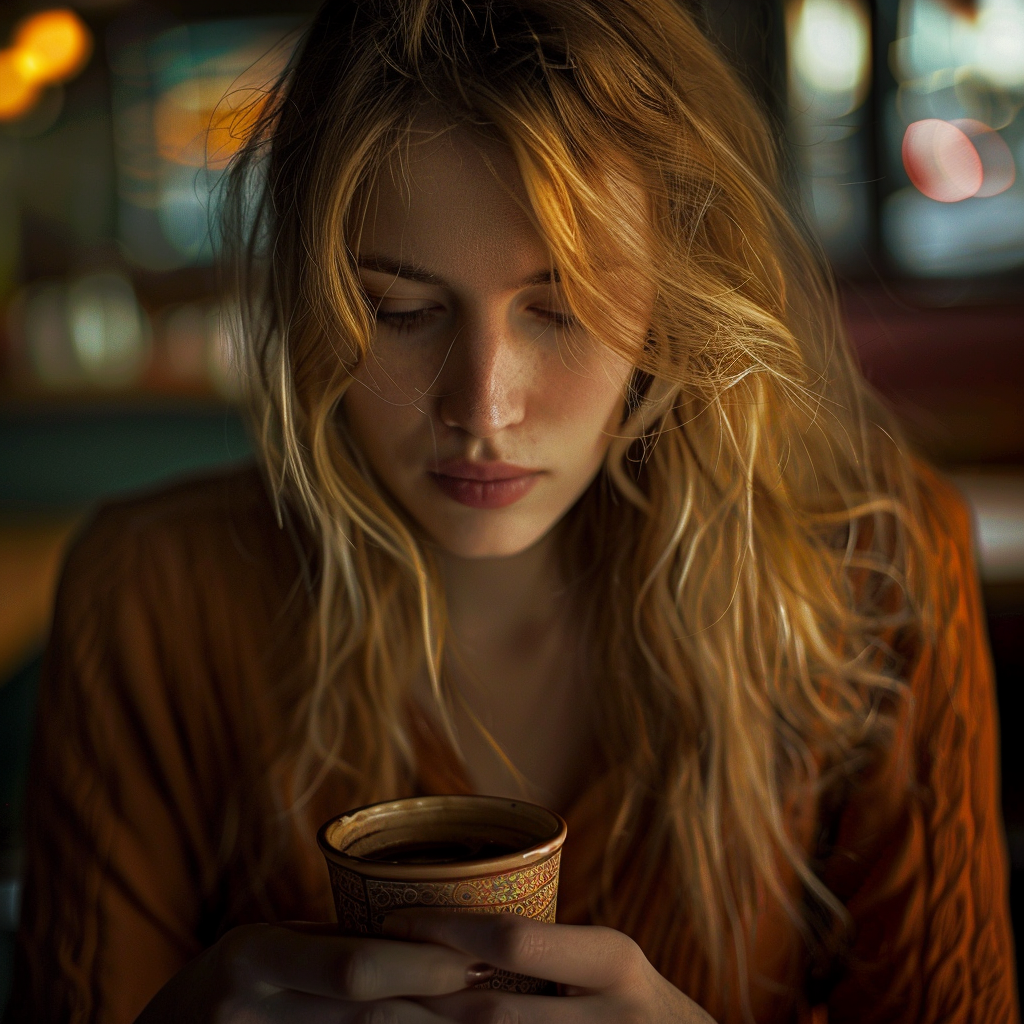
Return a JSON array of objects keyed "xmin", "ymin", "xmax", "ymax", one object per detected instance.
[
  {"xmin": 366, "ymin": 288, "xmax": 445, "ymax": 332},
  {"xmin": 530, "ymin": 307, "xmax": 579, "ymax": 329},
  {"xmin": 375, "ymin": 308, "xmax": 434, "ymax": 331}
]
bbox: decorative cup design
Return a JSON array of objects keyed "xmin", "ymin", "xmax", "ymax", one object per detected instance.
[{"xmin": 317, "ymin": 795, "xmax": 567, "ymax": 995}]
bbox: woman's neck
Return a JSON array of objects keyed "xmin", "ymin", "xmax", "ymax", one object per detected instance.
[
  {"xmin": 435, "ymin": 527, "xmax": 567, "ymax": 656},
  {"xmin": 425, "ymin": 525, "xmax": 597, "ymax": 812}
]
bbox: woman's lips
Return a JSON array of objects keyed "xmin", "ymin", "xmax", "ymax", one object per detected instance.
[{"xmin": 428, "ymin": 460, "xmax": 542, "ymax": 510}]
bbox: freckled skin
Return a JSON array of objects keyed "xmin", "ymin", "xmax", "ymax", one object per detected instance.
[{"xmin": 343, "ymin": 125, "xmax": 640, "ymax": 559}]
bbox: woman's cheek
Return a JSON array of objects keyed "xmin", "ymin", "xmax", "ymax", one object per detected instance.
[
  {"xmin": 541, "ymin": 348, "xmax": 632, "ymax": 442},
  {"xmin": 350, "ymin": 346, "xmax": 435, "ymax": 406},
  {"xmin": 343, "ymin": 362, "xmax": 421, "ymax": 473}
]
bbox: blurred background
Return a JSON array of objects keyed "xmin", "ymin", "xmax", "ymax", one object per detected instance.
[{"xmin": 0, "ymin": 0, "xmax": 1022, "ymax": 1008}]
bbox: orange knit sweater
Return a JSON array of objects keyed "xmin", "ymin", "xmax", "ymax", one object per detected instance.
[{"xmin": 8, "ymin": 465, "xmax": 1017, "ymax": 1023}]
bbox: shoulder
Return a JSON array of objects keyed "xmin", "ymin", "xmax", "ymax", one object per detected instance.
[
  {"xmin": 907, "ymin": 459, "xmax": 985, "ymax": 677},
  {"xmin": 54, "ymin": 464, "xmax": 307, "ymax": 648},
  {"xmin": 826, "ymin": 461, "xmax": 987, "ymax": 822},
  {"xmin": 882, "ymin": 460, "xmax": 994, "ymax": 788},
  {"xmin": 43, "ymin": 464, "xmax": 315, "ymax": 761},
  {"xmin": 64, "ymin": 462, "xmax": 275, "ymax": 567},
  {"xmin": 62, "ymin": 463, "xmax": 288, "ymax": 585},
  {"xmin": 818, "ymin": 465, "xmax": 1014, "ymax": 1017},
  {"xmin": 911, "ymin": 459, "xmax": 976, "ymax": 569},
  {"xmin": 817, "ymin": 460, "xmax": 994, "ymax": 875}
]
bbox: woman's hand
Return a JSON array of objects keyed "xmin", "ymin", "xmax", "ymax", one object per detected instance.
[
  {"xmin": 134, "ymin": 912, "xmax": 716, "ymax": 1023},
  {"xmin": 384, "ymin": 909, "xmax": 717, "ymax": 1023},
  {"xmin": 134, "ymin": 921, "xmax": 495, "ymax": 1023}
]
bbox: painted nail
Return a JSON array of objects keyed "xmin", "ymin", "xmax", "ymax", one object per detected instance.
[{"xmin": 466, "ymin": 963, "xmax": 497, "ymax": 985}]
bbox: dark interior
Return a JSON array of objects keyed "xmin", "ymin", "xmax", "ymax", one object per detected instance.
[{"xmin": 1, "ymin": 0, "xmax": 1022, "ymax": 1009}]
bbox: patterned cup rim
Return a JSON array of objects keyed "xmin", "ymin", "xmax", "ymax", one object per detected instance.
[{"xmin": 317, "ymin": 795, "xmax": 567, "ymax": 881}]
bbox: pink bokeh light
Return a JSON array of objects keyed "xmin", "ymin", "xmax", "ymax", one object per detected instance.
[
  {"xmin": 959, "ymin": 119, "xmax": 1017, "ymax": 198},
  {"xmin": 903, "ymin": 118, "xmax": 1016, "ymax": 203},
  {"xmin": 903, "ymin": 119, "xmax": 982, "ymax": 202}
]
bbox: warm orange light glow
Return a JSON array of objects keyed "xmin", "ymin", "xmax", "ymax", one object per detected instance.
[
  {"xmin": 155, "ymin": 78, "xmax": 271, "ymax": 169},
  {"xmin": 206, "ymin": 92, "xmax": 270, "ymax": 170},
  {"xmin": 12, "ymin": 9, "xmax": 91, "ymax": 88},
  {"xmin": 0, "ymin": 48, "xmax": 38, "ymax": 121}
]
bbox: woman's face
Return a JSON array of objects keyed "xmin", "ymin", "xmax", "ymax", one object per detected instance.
[{"xmin": 343, "ymin": 125, "xmax": 642, "ymax": 560}]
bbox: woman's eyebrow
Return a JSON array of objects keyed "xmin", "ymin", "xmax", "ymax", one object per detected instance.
[
  {"xmin": 356, "ymin": 254, "xmax": 560, "ymax": 288},
  {"xmin": 357, "ymin": 254, "xmax": 440, "ymax": 283},
  {"xmin": 521, "ymin": 268, "xmax": 560, "ymax": 285}
]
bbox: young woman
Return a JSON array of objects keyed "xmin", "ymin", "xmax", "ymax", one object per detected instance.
[{"xmin": 10, "ymin": 0, "xmax": 1017, "ymax": 1021}]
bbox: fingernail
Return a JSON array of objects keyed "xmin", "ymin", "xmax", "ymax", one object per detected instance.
[{"xmin": 466, "ymin": 963, "xmax": 496, "ymax": 985}]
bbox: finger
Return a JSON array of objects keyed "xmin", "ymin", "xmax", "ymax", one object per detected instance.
[
  {"xmin": 227, "ymin": 923, "xmax": 493, "ymax": 1000},
  {"xmin": 420, "ymin": 990, "xmax": 605, "ymax": 1023},
  {"xmin": 257, "ymin": 989, "xmax": 455, "ymax": 1024},
  {"xmin": 381, "ymin": 911, "xmax": 643, "ymax": 991},
  {"xmin": 276, "ymin": 922, "xmax": 346, "ymax": 935}
]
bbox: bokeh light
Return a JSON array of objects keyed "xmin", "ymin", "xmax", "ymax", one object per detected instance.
[
  {"xmin": 0, "ymin": 9, "xmax": 91, "ymax": 122},
  {"xmin": 12, "ymin": 273, "xmax": 150, "ymax": 390},
  {"xmin": 12, "ymin": 9, "xmax": 92, "ymax": 88},
  {"xmin": 903, "ymin": 118, "xmax": 1017, "ymax": 202},
  {"xmin": 887, "ymin": 0, "xmax": 1024, "ymax": 274},
  {"xmin": 109, "ymin": 18, "xmax": 296, "ymax": 269},
  {"xmin": 903, "ymin": 119, "xmax": 984, "ymax": 202},
  {"xmin": 154, "ymin": 77, "xmax": 269, "ymax": 171},
  {"xmin": 789, "ymin": 0, "xmax": 872, "ymax": 109},
  {"xmin": 205, "ymin": 90, "xmax": 270, "ymax": 171},
  {"xmin": 0, "ymin": 49, "xmax": 38, "ymax": 122},
  {"xmin": 970, "ymin": 0, "xmax": 1024, "ymax": 91},
  {"xmin": 786, "ymin": 0, "xmax": 873, "ymax": 270},
  {"xmin": 896, "ymin": 0, "xmax": 1024, "ymax": 91},
  {"xmin": 154, "ymin": 78, "xmax": 235, "ymax": 168},
  {"xmin": 964, "ymin": 119, "xmax": 1017, "ymax": 197},
  {"xmin": 67, "ymin": 273, "xmax": 149, "ymax": 384}
]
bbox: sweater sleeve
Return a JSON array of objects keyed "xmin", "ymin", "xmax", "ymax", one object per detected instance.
[
  {"xmin": 822, "ymin": 472, "xmax": 1018, "ymax": 1023},
  {"xmin": 6, "ymin": 508, "xmax": 218, "ymax": 1024}
]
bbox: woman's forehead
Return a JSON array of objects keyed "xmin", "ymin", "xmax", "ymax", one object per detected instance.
[
  {"xmin": 382, "ymin": 120, "xmax": 524, "ymax": 211},
  {"xmin": 354, "ymin": 124, "xmax": 555, "ymax": 288},
  {"xmin": 353, "ymin": 115, "xmax": 652, "ymax": 286}
]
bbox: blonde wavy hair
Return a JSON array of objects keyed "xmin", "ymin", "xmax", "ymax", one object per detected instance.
[{"xmin": 222, "ymin": 0, "xmax": 930, "ymax": 993}]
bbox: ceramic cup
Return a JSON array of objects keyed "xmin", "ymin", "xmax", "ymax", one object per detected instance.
[{"xmin": 317, "ymin": 795, "xmax": 567, "ymax": 995}]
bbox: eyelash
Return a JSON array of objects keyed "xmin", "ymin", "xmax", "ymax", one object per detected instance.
[
  {"xmin": 373, "ymin": 307, "xmax": 578, "ymax": 332},
  {"xmin": 374, "ymin": 309, "xmax": 431, "ymax": 332},
  {"xmin": 540, "ymin": 309, "xmax": 578, "ymax": 328}
]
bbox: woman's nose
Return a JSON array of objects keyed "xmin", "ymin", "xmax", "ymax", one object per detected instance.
[{"xmin": 436, "ymin": 315, "xmax": 527, "ymax": 438}]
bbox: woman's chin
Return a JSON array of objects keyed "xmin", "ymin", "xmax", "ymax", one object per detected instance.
[{"xmin": 425, "ymin": 519, "xmax": 556, "ymax": 561}]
